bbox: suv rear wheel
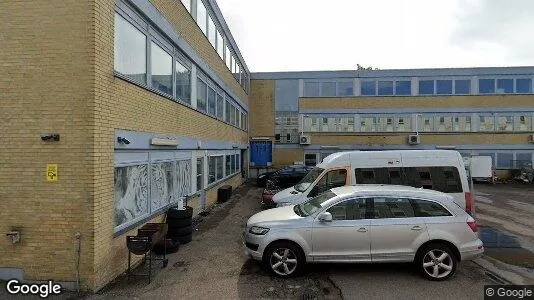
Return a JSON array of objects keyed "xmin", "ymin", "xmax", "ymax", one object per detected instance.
[{"xmin": 416, "ymin": 243, "xmax": 457, "ymax": 281}]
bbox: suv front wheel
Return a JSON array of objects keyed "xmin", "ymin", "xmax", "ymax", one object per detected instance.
[
  {"xmin": 263, "ymin": 241, "xmax": 304, "ymax": 277},
  {"xmin": 416, "ymin": 243, "xmax": 458, "ymax": 281}
]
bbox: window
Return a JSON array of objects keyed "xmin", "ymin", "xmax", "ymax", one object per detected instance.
[
  {"xmin": 436, "ymin": 80, "xmax": 452, "ymax": 95},
  {"xmin": 234, "ymin": 106, "xmax": 239, "ymax": 126},
  {"xmin": 216, "ymin": 30, "xmax": 224, "ymax": 58},
  {"xmin": 225, "ymin": 155, "xmax": 231, "ymax": 176},
  {"xmin": 516, "ymin": 78, "xmax": 532, "ymax": 93},
  {"xmin": 321, "ymin": 82, "xmax": 336, "ymax": 97},
  {"xmin": 230, "ymin": 104, "xmax": 235, "ymax": 125},
  {"xmin": 479, "ymin": 115, "xmax": 495, "ymax": 131},
  {"xmin": 236, "ymin": 153, "xmax": 240, "ymax": 172},
  {"xmin": 231, "ymin": 154, "xmax": 236, "ymax": 174},
  {"xmin": 208, "ymin": 156, "xmax": 224, "ymax": 184},
  {"xmin": 196, "ymin": 158, "xmax": 203, "ymax": 191},
  {"xmin": 395, "ymin": 81, "xmax": 411, "ymax": 95},
  {"xmin": 327, "ymin": 199, "xmax": 367, "ymax": 220},
  {"xmin": 150, "ymin": 42, "xmax": 173, "ymax": 95},
  {"xmin": 275, "ymin": 133, "xmax": 281, "ymax": 142},
  {"xmin": 378, "ymin": 81, "xmax": 393, "ymax": 95},
  {"xmin": 360, "ymin": 117, "xmax": 376, "ymax": 132},
  {"xmin": 230, "ymin": 55, "xmax": 235, "ymax": 74},
  {"xmin": 304, "ymin": 82, "xmax": 320, "ymax": 97},
  {"xmin": 454, "ymin": 116, "xmax": 471, "ymax": 132},
  {"xmin": 197, "ymin": 79, "xmax": 207, "ymax": 112},
  {"xmin": 216, "ymin": 93, "xmax": 224, "ymax": 119},
  {"xmin": 411, "ymin": 199, "xmax": 452, "ymax": 217},
  {"xmin": 436, "ymin": 116, "xmax": 453, "ymax": 132},
  {"xmin": 496, "ymin": 79, "xmax": 513, "ymax": 94},
  {"xmin": 497, "ymin": 116, "xmax": 513, "ymax": 131},
  {"xmin": 309, "ymin": 169, "xmax": 347, "ymax": 197},
  {"xmin": 208, "ymin": 156, "xmax": 216, "ymax": 184},
  {"xmin": 337, "ymin": 81, "xmax": 354, "ymax": 96},
  {"xmin": 235, "ymin": 63, "xmax": 241, "ymax": 82},
  {"xmin": 479, "ymin": 79, "xmax": 495, "ymax": 94},
  {"xmin": 515, "ymin": 115, "xmax": 531, "ymax": 131},
  {"xmin": 418, "ymin": 80, "xmax": 434, "ymax": 95},
  {"xmin": 497, "ymin": 153, "xmax": 513, "ymax": 169},
  {"xmin": 361, "ymin": 81, "xmax": 376, "ymax": 96},
  {"xmin": 225, "ymin": 100, "xmax": 231, "ymax": 123},
  {"xmin": 207, "ymin": 87, "xmax": 216, "ymax": 116},
  {"xmin": 304, "ymin": 154, "xmax": 317, "ymax": 166},
  {"xmin": 454, "ymin": 79, "xmax": 471, "ymax": 94},
  {"xmin": 216, "ymin": 156, "xmax": 223, "ymax": 180},
  {"xmin": 225, "ymin": 46, "xmax": 231, "ymax": 70},
  {"xmin": 207, "ymin": 15, "xmax": 216, "ymax": 48},
  {"xmin": 114, "ymin": 13, "xmax": 147, "ymax": 83},
  {"xmin": 196, "ymin": 0, "xmax": 207, "ymax": 34},
  {"xmin": 175, "ymin": 61, "xmax": 191, "ymax": 104},
  {"xmin": 114, "ymin": 164, "xmax": 149, "ymax": 227},
  {"xmin": 181, "ymin": 0, "xmax": 191, "ymax": 12},
  {"xmin": 373, "ymin": 198, "xmax": 415, "ymax": 219}
]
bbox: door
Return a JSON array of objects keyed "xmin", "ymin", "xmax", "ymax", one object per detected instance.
[
  {"xmin": 250, "ymin": 141, "xmax": 272, "ymax": 167},
  {"xmin": 370, "ymin": 197, "xmax": 429, "ymax": 262},
  {"xmin": 311, "ymin": 198, "xmax": 371, "ymax": 262}
]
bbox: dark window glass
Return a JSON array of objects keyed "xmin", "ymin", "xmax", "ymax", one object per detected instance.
[
  {"xmin": 411, "ymin": 199, "xmax": 452, "ymax": 217},
  {"xmin": 337, "ymin": 82, "xmax": 354, "ymax": 96},
  {"xmin": 321, "ymin": 82, "xmax": 336, "ymax": 97},
  {"xmin": 403, "ymin": 167, "xmax": 463, "ymax": 193},
  {"xmin": 373, "ymin": 197, "xmax": 415, "ymax": 219},
  {"xmin": 176, "ymin": 61, "xmax": 191, "ymax": 103},
  {"xmin": 497, "ymin": 153, "xmax": 513, "ymax": 169},
  {"xmin": 114, "ymin": 13, "xmax": 147, "ymax": 83},
  {"xmin": 196, "ymin": 158, "xmax": 203, "ymax": 191},
  {"xmin": 436, "ymin": 80, "xmax": 453, "ymax": 94},
  {"xmin": 395, "ymin": 81, "xmax": 411, "ymax": 95},
  {"xmin": 378, "ymin": 81, "xmax": 394, "ymax": 95},
  {"xmin": 354, "ymin": 168, "xmax": 401, "ymax": 185},
  {"xmin": 419, "ymin": 80, "xmax": 434, "ymax": 95},
  {"xmin": 216, "ymin": 94, "xmax": 224, "ymax": 119},
  {"xmin": 310, "ymin": 169, "xmax": 347, "ymax": 197},
  {"xmin": 497, "ymin": 79, "xmax": 513, "ymax": 94},
  {"xmin": 479, "ymin": 79, "xmax": 495, "ymax": 94},
  {"xmin": 361, "ymin": 81, "xmax": 376, "ymax": 96},
  {"xmin": 197, "ymin": 79, "xmax": 207, "ymax": 112},
  {"xmin": 304, "ymin": 154, "xmax": 317, "ymax": 166},
  {"xmin": 216, "ymin": 156, "xmax": 223, "ymax": 180},
  {"xmin": 516, "ymin": 79, "xmax": 532, "ymax": 93},
  {"xmin": 454, "ymin": 80, "xmax": 471, "ymax": 94},
  {"xmin": 275, "ymin": 134, "xmax": 281, "ymax": 142},
  {"xmin": 225, "ymin": 100, "xmax": 231, "ymax": 123},
  {"xmin": 225, "ymin": 155, "xmax": 231, "ymax": 176},
  {"xmin": 208, "ymin": 87, "xmax": 216, "ymax": 116},
  {"xmin": 327, "ymin": 199, "xmax": 367, "ymax": 220},
  {"xmin": 304, "ymin": 82, "xmax": 319, "ymax": 97},
  {"xmin": 208, "ymin": 157, "xmax": 216, "ymax": 184}
]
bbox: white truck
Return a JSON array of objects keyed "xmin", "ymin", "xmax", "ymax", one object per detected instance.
[{"xmin": 464, "ymin": 156, "xmax": 493, "ymax": 183}]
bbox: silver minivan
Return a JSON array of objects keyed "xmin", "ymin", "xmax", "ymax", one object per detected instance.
[{"xmin": 245, "ymin": 185, "xmax": 483, "ymax": 280}]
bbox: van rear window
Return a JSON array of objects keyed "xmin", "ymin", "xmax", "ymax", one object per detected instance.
[{"xmin": 354, "ymin": 167, "xmax": 463, "ymax": 193}]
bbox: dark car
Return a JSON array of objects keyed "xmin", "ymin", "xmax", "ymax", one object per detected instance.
[
  {"xmin": 260, "ymin": 165, "xmax": 313, "ymax": 208},
  {"xmin": 256, "ymin": 165, "xmax": 313, "ymax": 187}
]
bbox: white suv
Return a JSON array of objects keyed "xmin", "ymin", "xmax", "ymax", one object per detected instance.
[{"xmin": 244, "ymin": 185, "xmax": 483, "ymax": 280}]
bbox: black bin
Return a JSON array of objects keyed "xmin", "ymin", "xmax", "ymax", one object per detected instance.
[{"xmin": 217, "ymin": 185, "xmax": 232, "ymax": 203}]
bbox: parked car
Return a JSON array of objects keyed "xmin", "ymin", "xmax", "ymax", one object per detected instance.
[
  {"xmin": 261, "ymin": 180, "xmax": 285, "ymax": 209},
  {"xmin": 244, "ymin": 185, "xmax": 483, "ymax": 280},
  {"xmin": 256, "ymin": 165, "xmax": 313, "ymax": 187},
  {"xmin": 272, "ymin": 150, "xmax": 473, "ymax": 215},
  {"xmin": 261, "ymin": 166, "xmax": 314, "ymax": 208}
]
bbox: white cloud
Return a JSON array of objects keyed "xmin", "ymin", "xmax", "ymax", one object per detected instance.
[{"xmin": 216, "ymin": 0, "xmax": 534, "ymax": 72}]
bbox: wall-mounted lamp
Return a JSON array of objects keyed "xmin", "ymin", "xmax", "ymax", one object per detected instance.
[
  {"xmin": 151, "ymin": 137, "xmax": 179, "ymax": 146},
  {"xmin": 117, "ymin": 137, "xmax": 131, "ymax": 145},
  {"xmin": 41, "ymin": 134, "xmax": 60, "ymax": 142},
  {"xmin": 6, "ymin": 230, "xmax": 21, "ymax": 244}
]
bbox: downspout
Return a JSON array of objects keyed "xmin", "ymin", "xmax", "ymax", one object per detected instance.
[{"xmin": 74, "ymin": 232, "xmax": 81, "ymax": 292}]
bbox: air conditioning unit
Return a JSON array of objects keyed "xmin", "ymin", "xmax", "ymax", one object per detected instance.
[
  {"xmin": 299, "ymin": 134, "xmax": 311, "ymax": 145},
  {"xmin": 529, "ymin": 134, "xmax": 534, "ymax": 143},
  {"xmin": 408, "ymin": 134, "xmax": 420, "ymax": 145}
]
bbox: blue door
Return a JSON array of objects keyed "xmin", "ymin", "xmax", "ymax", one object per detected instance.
[{"xmin": 250, "ymin": 141, "xmax": 272, "ymax": 167}]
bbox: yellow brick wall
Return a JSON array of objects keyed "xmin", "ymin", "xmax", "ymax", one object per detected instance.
[
  {"xmin": 300, "ymin": 94, "xmax": 534, "ymax": 110},
  {"xmin": 250, "ymin": 80, "xmax": 275, "ymax": 139},
  {"xmin": 272, "ymin": 149, "xmax": 304, "ymax": 168},
  {"xmin": 0, "ymin": 0, "xmax": 95, "ymax": 288},
  {"xmin": 150, "ymin": 0, "xmax": 247, "ymax": 105}
]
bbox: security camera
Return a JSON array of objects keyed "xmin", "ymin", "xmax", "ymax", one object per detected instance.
[
  {"xmin": 40, "ymin": 134, "xmax": 60, "ymax": 141},
  {"xmin": 117, "ymin": 137, "xmax": 131, "ymax": 144}
]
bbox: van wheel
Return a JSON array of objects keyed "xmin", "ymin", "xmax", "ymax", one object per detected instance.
[
  {"xmin": 416, "ymin": 243, "xmax": 457, "ymax": 281},
  {"xmin": 263, "ymin": 241, "xmax": 304, "ymax": 277}
]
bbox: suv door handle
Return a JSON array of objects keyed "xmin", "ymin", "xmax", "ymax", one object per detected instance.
[
  {"xmin": 357, "ymin": 227, "xmax": 367, "ymax": 233},
  {"xmin": 411, "ymin": 226, "xmax": 422, "ymax": 231}
]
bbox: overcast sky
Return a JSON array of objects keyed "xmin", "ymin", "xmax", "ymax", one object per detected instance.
[{"xmin": 216, "ymin": 0, "xmax": 534, "ymax": 72}]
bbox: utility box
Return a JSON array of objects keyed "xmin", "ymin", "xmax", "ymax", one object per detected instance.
[{"xmin": 468, "ymin": 156, "xmax": 493, "ymax": 182}]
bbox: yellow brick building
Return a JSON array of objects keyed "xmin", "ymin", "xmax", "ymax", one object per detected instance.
[
  {"xmin": 1, "ymin": 0, "xmax": 249, "ymax": 292},
  {"xmin": 249, "ymin": 70, "xmax": 534, "ymax": 177}
]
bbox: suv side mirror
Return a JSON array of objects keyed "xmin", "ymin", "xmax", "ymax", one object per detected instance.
[{"xmin": 318, "ymin": 212, "xmax": 332, "ymax": 222}]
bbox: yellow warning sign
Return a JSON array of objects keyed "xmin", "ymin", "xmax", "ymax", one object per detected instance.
[{"xmin": 46, "ymin": 164, "xmax": 58, "ymax": 183}]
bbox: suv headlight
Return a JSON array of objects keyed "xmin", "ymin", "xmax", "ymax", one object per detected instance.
[{"xmin": 249, "ymin": 226, "xmax": 269, "ymax": 235}]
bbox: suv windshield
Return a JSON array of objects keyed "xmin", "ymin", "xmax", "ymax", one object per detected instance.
[
  {"xmin": 295, "ymin": 190, "xmax": 337, "ymax": 216},
  {"xmin": 294, "ymin": 167, "xmax": 324, "ymax": 192}
]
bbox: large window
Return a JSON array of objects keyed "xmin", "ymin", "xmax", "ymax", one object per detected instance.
[
  {"xmin": 454, "ymin": 79, "xmax": 471, "ymax": 94},
  {"xmin": 361, "ymin": 81, "xmax": 376, "ymax": 96},
  {"xmin": 304, "ymin": 82, "xmax": 319, "ymax": 97},
  {"xmin": 216, "ymin": 93, "xmax": 224, "ymax": 119},
  {"xmin": 216, "ymin": 30, "xmax": 224, "ymax": 58},
  {"xmin": 337, "ymin": 81, "xmax": 354, "ymax": 96},
  {"xmin": 436, "ymin": 80, "xmax": 453, "ymax": 95},
  {"xmin": 516, "ymin": 79, "xmax": 532, "ymax": 93},
  {"xmin": 225, "ymin": 100, "xmax": 231, "ymax": 123},
  {"xmin": 378, "ymin": 81, "xmax": 393, "ymax": 95},
  {"xmin": 196, "ymin": 0, "xmax": 207, "ymax": 34},
  {"xmin": 479, "ymin": 79, "xmax": 495, "ymax": 94},
  {"xmin": 151, "ymin": 42, "xmax": 173, "ymax": 95},
  {"xmin": 321, "ymin": 82, "xmax": 336, "ymax": 97},
  {"xmin": 175, "ymin": 61, "xmax": 191, "ymax": 104},
  {"xmin": 395, "ymin": 81, "xmax": 411, "ymax": 95},
  {"xmin": 419, "ymin": 80, "xmax": 434, "ymax": 95},
  {"xmin": 114, "ymin": 13, "xmax": 147, "ymax": 83},
  {"xmin": 197, "ymin": 79, "xmax": 207, "ymax": 112},
  {"xmin": 479, "ymin": 115, "xmax": 495, "ymax": 131},
  {"xmin": 208, "ymin": 86, "xmax": 216, "ymax": 116},
  {"xmin": 497, "ymin": 79, "xmax": 513, "ymax": 94},
  {"xmin": 207, "ymin": 15, "xmax": 216, "ymax": 47}
]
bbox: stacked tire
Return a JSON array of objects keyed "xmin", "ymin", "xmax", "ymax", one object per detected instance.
[{"xmin": 167, "ymin": 206, "xmax": 193, "ymax": 245}]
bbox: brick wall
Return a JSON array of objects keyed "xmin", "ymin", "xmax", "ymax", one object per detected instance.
[
  {"xmin": 250, "ymin": 79, "xmax": 275, "ymax": 139},
  {"xmin": 272, "ymin": 149, "xmax": 304, "ymax": 168}
]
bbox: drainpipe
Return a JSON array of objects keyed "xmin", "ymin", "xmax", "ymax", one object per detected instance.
[{"xmin": 74, "ymin": 232, "xmax": 81, "ymax": 292}]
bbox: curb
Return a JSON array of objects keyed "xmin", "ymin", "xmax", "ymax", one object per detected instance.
[{"xmin": 473, "ymin": 255, "xmax": 534, "ymax": 285}]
